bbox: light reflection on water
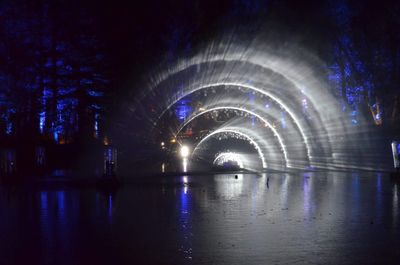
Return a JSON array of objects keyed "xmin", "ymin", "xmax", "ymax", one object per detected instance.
[
  {"xmin": 179, "ymin": 176, "xmax": 192, "ymax": 260},
  {"xmin": 393, "ymin": 183, "xmax": 398, "ymax": 227},
  {"xmin": 214, "ymin": 174, "xmax": 244, "ymax": 199},
  {"xmin": 0, "ymin": 172, "xmax": 400, "ymax": 264}
]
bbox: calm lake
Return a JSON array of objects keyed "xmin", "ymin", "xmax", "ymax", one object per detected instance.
[{"xmin": 1, "ymin": 172, "xmax": 399, "ymax": 264}]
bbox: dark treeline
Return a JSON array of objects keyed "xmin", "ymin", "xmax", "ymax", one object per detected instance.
[
  {"xmin": 0, "ymin": 0, "xmax": 112, "ymax": 172},
  {"xmin": 0, "ymin": 0, "xmax": 399, "ymax": 173},
  {"xmin": 0, "ymin": 0, "xmax": 111, "ymax": 144}
]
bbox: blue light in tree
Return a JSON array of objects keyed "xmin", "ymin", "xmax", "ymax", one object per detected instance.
[
  {"xmin": 175, "ymin": 99, "xmax": 192, "ymax": 121},
  {"xmin": 39, "ymin": 111, "xmax": 45, "ymax": 134},
  {"xmin": 94, "ymin": 113, "xmax": 100, "ymax": 138},
  {"xmin": 5, "ymin": 108, "xmax": 15, "ymax": 135},
  {"xmin": 53, "ymin": 131, "xmax": 59, "ymax": 142},
  {"xmin": 6, "ymin": 122, "xmax": 12, "ymax": 135},
  {"xmin": 329, "ymin": 0, "xmax": 377, "ymax": 125},
  {"xmin": 88, "ymin": 90, "xmax": 104, "ymax": 97}
]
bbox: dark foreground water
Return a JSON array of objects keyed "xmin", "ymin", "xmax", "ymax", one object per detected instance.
[{"xmin": 1, "ymin": 172, "xmax": 400, "ymax": 265}]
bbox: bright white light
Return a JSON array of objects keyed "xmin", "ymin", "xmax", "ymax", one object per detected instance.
[
  {"xmin": 180, "ymin": 145, "xmax": 190, "ymax": 158},
  {"xmin": 214, "ymin": 152, "xmax": 244, "ymax": 168}
]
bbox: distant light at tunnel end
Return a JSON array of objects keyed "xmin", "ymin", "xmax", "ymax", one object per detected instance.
[{"xmin": 180, "ymin": 145, "xmax": 190, "ymax": 158}]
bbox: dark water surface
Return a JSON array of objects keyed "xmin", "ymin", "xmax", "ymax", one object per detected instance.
[{"xmin": 1, "ymin": 172, "xmax": 400, "ymax": 264}]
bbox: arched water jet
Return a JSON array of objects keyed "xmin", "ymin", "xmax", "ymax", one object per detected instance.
[
  {"xmin": 127, "ymin": 32, "xmax": 375, "ymax": 171},
  {"xmin": 159, "ymin": 81, "xmax": 334, "ymax": 165},
  {"xmin": 213, "ymin": 152, "xmax": 245, "ymax": 169},
  {"xmin": 192, "ymin": 128, "xmax": 271, "ymax": 169},
  {"xmin": 175, "ymin": 106, "xmax": 290, "ymax": 167}
]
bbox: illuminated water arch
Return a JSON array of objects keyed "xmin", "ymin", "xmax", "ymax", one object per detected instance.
[
  {"xmin": 160, "ymin": 83, "xmax": 313, "ymax": 164},
  {"xmin": 174, "ymin": 106, "xmax": 290, "ymax": 167},
  {"xmin": 131, "ymin": 39, "xmax": 339, "ymax": 169},
  {"xmin": 213, "ymin": 152, "xmax": 245, "ymax": 169},
  {"xmin": 146, "ymin": 46, "xmax": 325, "ymax": 111},
  {"xmin": 149, "ymin": 55, "xmax": 333, "ymax": 138},
  {"xmin": 142, "ymin": 58, "xmax": 330, "ymax": 146},
  {"xmin": 192, "ymin": 128, "xmax": 272, "ymax": 169}
]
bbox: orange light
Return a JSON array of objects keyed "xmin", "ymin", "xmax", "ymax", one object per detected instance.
[{"xmin": 103, "ymin": 136, "xmax": 109, "ymax": 146}]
